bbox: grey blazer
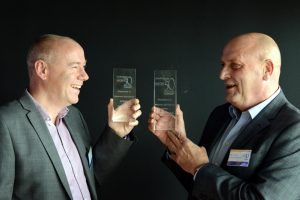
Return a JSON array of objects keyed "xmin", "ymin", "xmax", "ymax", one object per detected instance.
[
  {"xmin": 164, "ymin": 91, "xmax": 300, "ymax": 200},
  {"xmin": 0, "ymin": 93, "xmax": 134, "ymax": 200}
]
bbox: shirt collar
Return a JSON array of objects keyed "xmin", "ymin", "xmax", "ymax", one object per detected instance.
[
  {"xmin": 248, "ymin": 87, "xmax": 281, "ymax": 119},
  {"xmin": 229, "ymin": 87, "xmax": 281, "ymax": 120},
  {"xmin": 25, "ymin": 89, "xmax": 69, "ymax": 121}
]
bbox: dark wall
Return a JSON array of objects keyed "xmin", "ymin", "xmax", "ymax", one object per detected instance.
[{"xmin": 1, "ymin": 1, "xmax": 300, "ymax": 199}]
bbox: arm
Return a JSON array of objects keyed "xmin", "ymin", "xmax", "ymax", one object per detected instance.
[
  {"xmin": 0, "ymin": 118, "xmax": 15, "ymax": 199},
  {"xmin": 93, "ymin": 125, "xmax": 136, "ymax": 185},
  {"xmin": 93, "ymin": 98, "xmax": 141, "ymax": 185},
  {"xmin": 191, "ymin": 122, "xmax": 300, "ymax": 200},
  {"xmin": 149, "ymin": 105, "xmax": 201, "ymax": 191},
  {"xmin": 169, "ymin": 120, "xmax": 300, "ymax": 200}
]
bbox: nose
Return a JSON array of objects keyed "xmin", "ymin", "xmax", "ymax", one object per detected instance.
[
  {"xmin": 79, "ymin": 67, "xmax": 89, "ymax": 81},
  {"xmin": 219, "ymin": 65, "xmax": 230, "ymax": 80}
]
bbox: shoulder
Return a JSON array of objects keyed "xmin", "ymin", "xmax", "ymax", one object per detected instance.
[
  {"xmin": 270, "ymin": 91, "xmax": 300, "ymax": 124},
  {"xmin": 0, "ymin": 99, "xmax": 22, "ymax": 118},
  {"xmin": 208, "ymin": 103, "xmax": 231, "ymax": 120},
  {"xmin": 67, "ymin": 105, "xmax": 81, "ymax": 114},
  {"xmin": 274, "ymin": 101, "xmax": 300, "ymax": 126},
  {"xmin": 66, "ymin": 105, "xmax": 85, "ymax": 121}
]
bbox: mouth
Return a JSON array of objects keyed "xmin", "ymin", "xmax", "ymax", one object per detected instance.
[
  {"xmin": 71, "ymin": 84, "xmax": 82, "ymax": 90},
  {"xmin": 225, "ymin": 83, "xmax": 238, "ymax": 92}
]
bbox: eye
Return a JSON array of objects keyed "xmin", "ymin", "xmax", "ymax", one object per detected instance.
[
  {"xmin": 231, "ymin": 63, "xmax": 242, "ymax": 69},
  {"xmin": 71, "ymin": 65, "xmax": 79, "ymax": 69}
]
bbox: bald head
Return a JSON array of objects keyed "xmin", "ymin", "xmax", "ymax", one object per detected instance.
[
  {"xmin": 220, "ymin": 33, "xmax": 282, "ymax": 111},
  {"xmin": 224, "ymin": 33, "xmax": 281, "ymax": 79},
  {"xmin": 26, "ymin": 34, "xmax": 81, "ymax": 78}
]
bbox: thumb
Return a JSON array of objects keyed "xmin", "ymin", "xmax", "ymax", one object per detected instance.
[
  {"xmin": 175, "ymin": 104, "xmax": 186, "ymax": 135},
  {"xmin": 107, "ymin": 98, "xmax": 114, "ymax": 120}
]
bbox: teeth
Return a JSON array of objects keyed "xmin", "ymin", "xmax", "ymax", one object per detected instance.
[
  {"xmin": 226, "ymin": 84, "xmax": 236, "ymax": 88},
  {"xmin": 71, "ymin": 84, "xmax": 81, "ymax": 89}
]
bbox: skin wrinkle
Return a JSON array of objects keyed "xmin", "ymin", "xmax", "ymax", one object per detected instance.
[{"xmin": 220, "ymin": 33, "xmax": 281, "ymax": 111}]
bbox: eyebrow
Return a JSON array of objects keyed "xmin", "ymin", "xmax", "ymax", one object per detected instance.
[{"xmin": 68, "ymin": 61, "xmax": 87, "ymax": 66}]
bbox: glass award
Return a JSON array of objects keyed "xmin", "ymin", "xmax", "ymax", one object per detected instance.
[
  {"xmin": 113, "ymin": 68, "xmax": 136, "ymax": 122},
  {"xmin": 154, "ymin": 70, "xmax": 177, "ymax": 130}
]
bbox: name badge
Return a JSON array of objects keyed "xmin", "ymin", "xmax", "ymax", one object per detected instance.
[{"xmin": 227, "ymin": 149, "xmax": 251, "ymax": 167}]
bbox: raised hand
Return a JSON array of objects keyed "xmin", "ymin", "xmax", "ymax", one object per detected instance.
[
  {"xmin": 167, "ymin": 131, "xmax": 209, "ymax": 175},
  {"xmin": 108, "ymin": 98, "xmax": 142, "ymax": 137}
]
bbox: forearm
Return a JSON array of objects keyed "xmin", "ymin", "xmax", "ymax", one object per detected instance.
[
  {"xmin": 192, "ymin": 164, "xmax": 259, "ymax": 200},
  {"xmin": 191, "ymin": 128, "xmax": 300, "ymax": 199},
  {"xmin": 93, "ymin": 126, "xmax": 136, "ymax": 185},
  {"xmin": 162, "ymin": 150, "xmax": 194, "ymax": 192}
]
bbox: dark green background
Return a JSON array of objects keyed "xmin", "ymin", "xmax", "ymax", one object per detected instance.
[{"xmin": 1, "ymin": 1, "xmax": 300, "ymax": 199}]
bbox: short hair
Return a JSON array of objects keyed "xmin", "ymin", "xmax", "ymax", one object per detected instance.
[{"xmin": 26, "ymin": 34, "xmax": 74, "ymax": 77}]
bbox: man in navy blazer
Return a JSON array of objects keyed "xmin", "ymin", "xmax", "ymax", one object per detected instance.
[
  {"xmin": 0, "ymin": 34, "xmax": 142, "ymax": 200},
  {"xmin": 148, "ymin": 32, "xmax": 300, "ymax": 199}
]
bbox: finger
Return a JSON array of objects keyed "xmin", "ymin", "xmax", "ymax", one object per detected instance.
[
  {"xmin": 132, "ymin": 102, "xmax": 141, "ymax": 111},
  {"xmin": 107, "ymin": 98, "xmax": 114, "ymax": 119},
  {"xmin": 128, "ymin": 98, "xmax": 138, "ymax": 105},
  {"xmin": 134, "ymin": 98, "xmax": 140, "ymax": 105},
  {"xmin": 167, "ymin": 131, "xmax": 182, "ymax": 149},
  {"xmin": 175, "ymin": 104, "xmax": 183, "ymax": 123},
  {"xmin": 108, "ymin": 98, "xmax": 113, "ymax": 109},
  {"xmin": 176, "ymin": 104, "xmax": 183, "ymax": 116},
  {"xmin": 154, "ymin": 106, "xmax": 170, "ymax": 117},
  {"xmin": 122, "ymin": 98, "xmax": 136, "ymax": 108},
  {"xmin": 129, "ymin": 120, "xmax": 139, "ymax": 126},
  {"xmin": 132, "ymin": 110, "xmax": 142, "ymax": 119},
  {"xmin": 148, "ymin": 120, "xmax": 155, "ymax": 132},
  {"xmin": 166, "ymin": 136, "xmax": 177, "ymax": 154},
  {"xmin": 149, "ymin": 111, "xmax": 160, "ymax": 121},
  {"xmin": 175, "ymin": 104, "xmax": 187, "ymax": 134},
  {"xmin": 176, "ymin": 132, "xmax": 187, "ymax": 143},
  {"xmin": 152, "ymin": 107, "xmax": 170, "ymax": 119},
  {"xmin": 201, "ymin": 146, "xmax": 208, "ymax": 154},
  {"xmin": 148, "ymin": 116, "xmax": 155, "ymax": 124},
  {"xmin": 151, "ymin": 106, "xmax": 156, "ymax": 112}
]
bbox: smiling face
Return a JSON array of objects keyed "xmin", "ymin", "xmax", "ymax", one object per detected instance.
[
  {"xmin": 43, "ymin": 38, "xmax": 89, "ymax": 108},
  {"xmin": 219, "ymin": 33, "xmax": 281, "ymax": 111}
]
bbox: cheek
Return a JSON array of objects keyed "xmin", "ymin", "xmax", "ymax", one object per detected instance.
[{"xmin": 61, "ymin": 72, "xmax": 74, "ymax": 82}]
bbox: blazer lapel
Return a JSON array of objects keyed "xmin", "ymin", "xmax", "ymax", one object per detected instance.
[
  {"xmin": 207, "ymin": 118, "xmax": 231, "ymax": 155},
  {"xmin": 231, "ymin": 91, "xmax": 286, "ymax": 148},
  {"xmin": 19, "ymin": 94, "xmax": 72, "ymax": 199},
  {"xmin": 64, "ymin": 114, "xmax": 97, "ymax": 200},
  {"xmin": 217, "ymin": 91, "xmax": 287, "ymax": 168}
]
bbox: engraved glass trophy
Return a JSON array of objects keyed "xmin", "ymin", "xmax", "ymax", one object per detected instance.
[
  {"xmin": 154, "ymin": 70, "xmax": 177, "ymax": 130},
  {"xmin": 113, "ymin": 68, "xmax": 136, "ymax": 122}
]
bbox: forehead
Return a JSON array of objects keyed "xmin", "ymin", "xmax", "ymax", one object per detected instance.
[
  {"xmin": 54, "ymin": 39, "xmax": 86, "ymax": 64},
  {"xmin": 221, "ymin": 39, "xmax": 257, "ymax": 62}
]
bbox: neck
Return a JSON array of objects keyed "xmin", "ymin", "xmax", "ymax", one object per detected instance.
[{"xmin": 28, "ymin": 88, "xmax": 64, "ymax": 123}]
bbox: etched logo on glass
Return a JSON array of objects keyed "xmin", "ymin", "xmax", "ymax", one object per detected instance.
[
  {"xmin": 154, "ymin": 70, "xmax": 177, "ymax": 130},
  {"xmin": 113, "ymin": 68, "xmax": 136, "ymax": 122}
]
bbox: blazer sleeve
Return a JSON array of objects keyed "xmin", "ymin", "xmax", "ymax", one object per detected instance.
[
  {"xmin": 191, "ymin": 121, "xmax": 300, "ymax": 200},
  {"xmin": 92, "ymin": 126, "xmax": 136, "ymax": 186},
  {"xmin": 161, "ymin": 104, "xmax": 230, "ymax": 194},
  {"xmin": 162, "ymin": 151, "xmax": 194, "ymax": 192},
  {"xmin": 0, "ymin": 117, "xmax": 15, "ymax": 200}
]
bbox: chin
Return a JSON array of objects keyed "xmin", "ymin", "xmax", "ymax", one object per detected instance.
[{"xmin": 70, "ymin": 98, "xmax": 79, "ymax": 105}]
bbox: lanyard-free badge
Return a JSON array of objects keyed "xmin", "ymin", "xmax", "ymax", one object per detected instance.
[{"xmin": 227, "ymin": 149, "xmax": 251, "ymax": 167}]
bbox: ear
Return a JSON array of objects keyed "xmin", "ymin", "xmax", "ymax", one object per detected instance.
[
  {"xmin": 263, "ymin": 59, "xmax": 274, "ymax": 81},
  {"xmin": 34, "ymin": 60, "xmax": 48, "ymax": 80}
]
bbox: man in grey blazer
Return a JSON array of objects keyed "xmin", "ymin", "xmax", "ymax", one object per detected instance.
[
  {"xmin": 0, "ymin": 34, "xmax": 142, "ymax": 200},
  {"xmin": 148, "ymin": 32, "xmax": 300, "ymax": 199}
]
